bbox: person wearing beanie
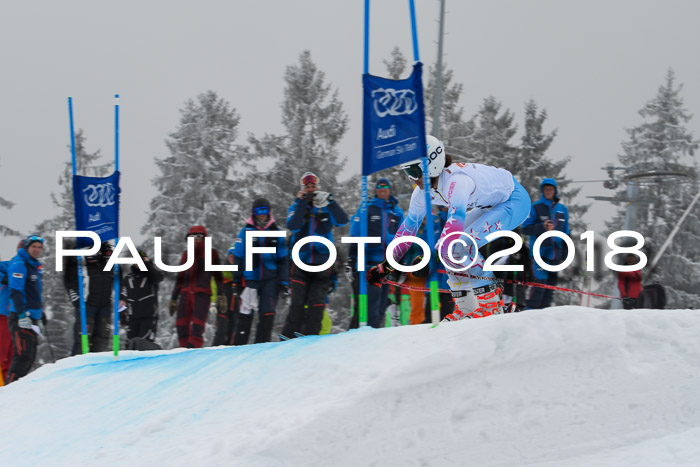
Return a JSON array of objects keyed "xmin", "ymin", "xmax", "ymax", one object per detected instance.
[
  {"xmin": 227, "ymin": 198, "xmax": 289, "ymax": 344},
  {"xmin": 281, "ymin": 171, "xmax": 349, "ymax": 338},
  {"xmin": 67, "ymin": 241, "xmax": 126, "ymax": 354},
  {"xmin": 347, "ymin": 176, "xmax": 403, "ymax": 328},
  {"xmin": 169, "ymin": 225, "xmax": 225, "ymax": 348},
  {"xmin": 6, "ymin": 235, "xmax": 44, "ymax": 383},
  {"xmin": 521, "ymin": 178, "xmax": 570, "ymax": 309}
]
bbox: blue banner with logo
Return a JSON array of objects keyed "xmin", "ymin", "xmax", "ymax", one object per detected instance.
[
  {"xmin": 73, "ymin": 171, "xmax": 120, "ymax": 247},
  {"xmin": 362, "ymin": 62, "xmax": 427, "ymax": 176}
]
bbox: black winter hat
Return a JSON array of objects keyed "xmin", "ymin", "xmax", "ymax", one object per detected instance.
[{"xmin": 252, "ymin": 198, "xmax": 271, "ymax": 215}]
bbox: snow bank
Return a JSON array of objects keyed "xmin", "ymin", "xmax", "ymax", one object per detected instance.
[{"xmin": 1, "ymin": 307, "xmax": 699, "ymax": 467}]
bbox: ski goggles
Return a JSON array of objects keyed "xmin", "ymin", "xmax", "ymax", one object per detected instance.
[
  {"xmin": 188, "ymin": 233, "xmax": 205, "ymax": 239},
  {"xmin": 401, "ymin": 162, "xmax": 423, "ymax": 181},
  {"xmin": 301, "ymin": 173, "xmax": 319, "ymax": 186},
  {"xmin": 253, "ymin": 206, "xmax": 270, "ymax": 216},
  {"xmin": 376, "ymin": 183, "xmax": 391, "ymax": 190},
  {"xmin": 26, "ymin": 235, "xmax": 44, "ymax": 244}
]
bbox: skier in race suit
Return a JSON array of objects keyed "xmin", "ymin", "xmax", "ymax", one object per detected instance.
[{"xmin": 367, "ymin": 135, "xmax": 532, "ymax": 321}]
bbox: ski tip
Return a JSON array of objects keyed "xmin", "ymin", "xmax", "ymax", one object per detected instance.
[
  {"xmin": 278, "ymin": 334, "xmax": 291, "ymax": 341},
  {"xmin": 293, "ymin": 332, "xmax": 306, "ymax": 338}
]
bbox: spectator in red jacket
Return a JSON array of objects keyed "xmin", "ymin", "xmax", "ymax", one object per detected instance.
[
  {"xmin": 168, "ymin": 226, "xmax": 225, "ymax": 348},
  {"xmin": 618, "ymin": 253, "xmax": 642, "ymax": 309}
]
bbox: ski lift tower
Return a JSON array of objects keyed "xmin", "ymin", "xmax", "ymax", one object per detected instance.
[{"xmin": 588, "ymin": 164, "xmax": 695, "ymax": 232}]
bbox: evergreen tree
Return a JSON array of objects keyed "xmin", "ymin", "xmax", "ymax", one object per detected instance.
[
  {"xmin": 0, "ymin": 157, "xmax": 20, "ymax": 237},
  {"xmin": 383, "ymin": 46, "xmax": 408, "ymax": 80},
  {"xmin": 143, "ymin": 90, "xmax": 247, "ymax": 347},
  {"xmin": 424, "ymin": 62, "xmax": 472, "ymax": 155},
  {"xmin": 248, "ymin": 50, "xmax": 349, "ymax": 218},
  {"xmin": 34, "ymin": 131, "xmax": 110, "ymax": 362},
  {"xmin": 519, "ymin": 100, "xmax": 589, "ymax": 235},
  {"xmin": 462, "ymin": 96, "xmax": 519, "ymax": 168},
  {"xmin": 606, "ymin": 69, "xmax": 700, "ymax": 308}
]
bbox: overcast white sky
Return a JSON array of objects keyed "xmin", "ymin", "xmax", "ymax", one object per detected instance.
[{"xmin": 1, "ymin": 0, "xmax": 699, "ymax": 256}]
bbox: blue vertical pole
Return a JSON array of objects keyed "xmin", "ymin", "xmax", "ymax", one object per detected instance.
[
  {"xmin": 421, "ymin": 159, "xmax": 440, "ymax": 323},
  {"xmin": 410, "ymin": 0, "xmax": 438, "ymax": 322},
  {"xmin": 408, "ymin": 0, "xmax": 420, "ymax": 62},
  {"xmin": 69, "ymin": 98, "xmax": 90, "ymax": 355},
  {"xmin": 113, "ymin": 94, "xmax": 121, "ymax": 358},
  {"xmin": 359, "ymin": 0, "xmax": 370, "ymax": 326}
]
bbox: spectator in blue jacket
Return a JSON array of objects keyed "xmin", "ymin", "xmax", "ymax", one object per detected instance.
[
  {"xmin": 521, "ymin": 178, "xmax": 570, "ymax": 309},
  {"xmin": 281, "ymin": 172, "xmax": 348, "ymax": 338},
  {"xmin": 347, "ymin": 177, "xmax": 404, "ymax": 328},
  {"xmin": 7, "ymin": 235, "xmax": 44, "ymax": 383},
  {"xmin": 229, "ymin": 198, "xmax": 289, "ymax": 344}
]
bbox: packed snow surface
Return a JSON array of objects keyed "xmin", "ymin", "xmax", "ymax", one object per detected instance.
[{"xmin": 2, "ymin": 307, "xmax": 700, "ymax": 466}]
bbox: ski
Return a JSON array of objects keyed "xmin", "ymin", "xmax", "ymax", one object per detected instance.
[
  {"xmin": 278, "ymin": 334, "xmax": 291, "ymax": 341},
  {"xmin": 293, "ymin": 332, "xmax": 306, "ymax": 338}
]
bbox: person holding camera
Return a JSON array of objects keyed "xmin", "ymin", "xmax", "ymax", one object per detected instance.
[
  {"xmin": 280, "ymin": 172, "xmax": 348, "ymax": 338},
  {"xmin": 521, "ymin": 178, "xmax": 570, "ymax": 309}
]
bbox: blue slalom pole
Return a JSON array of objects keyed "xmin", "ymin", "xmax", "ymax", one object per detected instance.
[
  {"xmin": 358, "ymin": 0, "xmax": 370, "ymax": 326},
  {"xmin": 69, "ymin": 97, "xmax": 90, "ymax": 355},
  {"xmin": 422, "ymin": 159, "xmax": 440, "ymax": 323},
  {"xmin": 113, "ymin": 94, "xmax": 121, "ymax": 359},
  {"xmin": 409, "ymin": 0, "xmax": 420, "ymax": 62}
]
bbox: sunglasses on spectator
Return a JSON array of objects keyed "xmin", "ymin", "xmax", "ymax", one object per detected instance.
[
  {"xmin": 188, "ymin": 233, "xmax": 205, "ymax": 239},
  {"xmin": 376, "ymin": 184, "xmax": 391, "ymax": 190},
  {"xmin": 253, "ymin": 206, "xmax": 270, "ymax": 216}
]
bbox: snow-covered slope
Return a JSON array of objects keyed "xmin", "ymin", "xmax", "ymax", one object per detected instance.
[{"xmin": 2, "ymin": 307, "xmax": 700, "ymax": 467}]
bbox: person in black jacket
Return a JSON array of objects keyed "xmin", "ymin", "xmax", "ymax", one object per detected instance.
[
  {"xmin": 65, "ymin": 242, "xmax": 124, "ymax": 354},
  {"xmin": 121, "ymin": 249, "xmax": 163, "ymax": 344}
]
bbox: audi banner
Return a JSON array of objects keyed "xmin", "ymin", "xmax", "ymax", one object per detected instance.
[
  {"xmin": 362, "ymin": 62, "xmax": 427, "ymax": 175},
  {"xmin": 72, "ymin": 171, "xmax": 121, "ymax": 247}
]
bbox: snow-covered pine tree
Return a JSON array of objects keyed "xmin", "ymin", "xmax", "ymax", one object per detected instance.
[
  {"xmin": 143, "ymin": 90, "xmax": 247, "ymax": 347},
  {"xmin": 249, "ymin": 50, "xmax": 350, "ymax": 331},
  {"xmin": 519, "ymin": 100, "xmax": 589, "ymax": 236},
  {"xmin": 424, "ymin": 62, "xmax": 473, "ymax": 159},
  {"xmin": 34, "ymin": 130, "xmax": 111, "ymax": 362},
  {"xmin": 461, "ymin": 96, "xmax": 518, "ymax": 169},
  {"xmin": 0, "ymin": 156, "xmax": 20, "ymax": 238},
  {"xmin": 606, "ymin": 69, "xmax": 700, "ymax": 308}
]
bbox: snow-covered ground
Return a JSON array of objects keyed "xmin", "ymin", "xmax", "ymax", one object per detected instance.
[{"xmin": 2, "ymin": 307, "xmax": 700, "ymax": 467}]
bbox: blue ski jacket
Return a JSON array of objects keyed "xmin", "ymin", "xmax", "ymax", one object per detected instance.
[
  {"xmin": 287, "ymin": 196, "xmax": 349, "ymax": 266},
  {"xmin": 229, "ymin": 216, "xmax": 289, "ymax": 285},
  {"xmin": 349, "ymin": 195, "xmax": 404, "ymax": 265},
  {"xmin": 0, "ymin": 260, "xmax": 10, "ymax": 317},
  {"xmin": 8, "ymin": 249, "xmax": 43, "ymax": 320},
  {"xmin": 521, "ymin": 178, "xmax": 570, "ymax": 280}
]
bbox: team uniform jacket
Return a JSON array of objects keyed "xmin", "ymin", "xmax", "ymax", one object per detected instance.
[
  {"xmin": 287, "ymin": 197, "xmax": 349, "ymax": 265},
  {"xmin": 8, "ymin": 249, "xmax": 43, "ymax": 320},
  {"xmin": 229, "ymin": 216, "xmax": 289, "ymax": 284},
  {"xmin": 349, "ymin": 196, "xmax": 404, "ymax": 265},
  {"xmin": 521, "ymin": 179, "xmax": 570, "ymax": 279}
]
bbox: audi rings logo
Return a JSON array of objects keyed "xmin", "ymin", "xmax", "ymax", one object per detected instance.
[
  {"xmin": 372, "ymin": 88, "xmax": 418, "ymax": 117},
  {"xmin": 83, "ymin": 183, "xmax": 116, "ymax": 207}
]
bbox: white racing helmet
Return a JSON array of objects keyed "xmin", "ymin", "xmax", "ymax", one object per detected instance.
[{"xmin": 399, "ymin": 135, "xmax": 446, "ymax": 180}]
